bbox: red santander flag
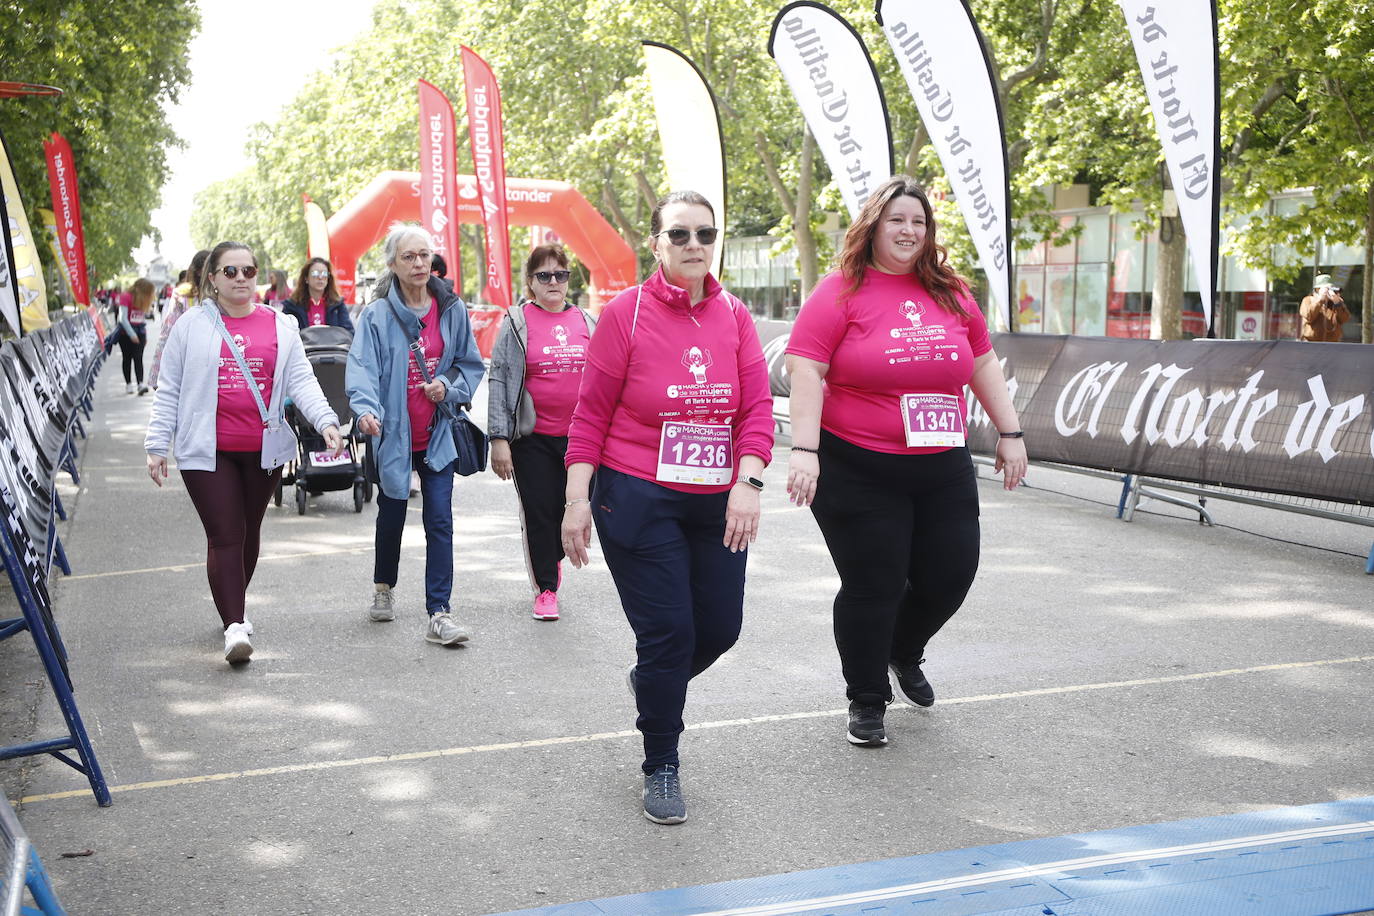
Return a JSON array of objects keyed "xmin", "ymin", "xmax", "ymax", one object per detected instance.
[
  {"xmin": 461, "ymin": 47, "xmax": 512, "ymax": 308},
  {"xmin": 42, "ymin": 132, "xmax": 90, "ymax": 306},
  {"xmin": 417, "ymin": 79, "xmax": 462, "ymax": 291}
]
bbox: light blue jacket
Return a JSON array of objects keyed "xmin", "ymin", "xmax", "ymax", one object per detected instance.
[
  {"xmin": 144, "ymin": 302, "xmax": 339, "ymax": 470},
  {"xmin": 346, "ymin": 276, "xmax": 485, "ymax": 500}
]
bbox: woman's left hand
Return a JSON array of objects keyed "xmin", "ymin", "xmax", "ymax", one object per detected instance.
[
  {"xmin": 322, "ymin": 425, "xmax": 345, "ymax": 457},
  {"xmin": 723, "ymin": 482, "xmax": 761, "ymax": 553},
  {"xmin": 422, "ymin": 380, "xmax": 446, "ymax": 404},
  {"xmin": 994, "ymin": 436, "xmax": 1028, "ymax": 490}
]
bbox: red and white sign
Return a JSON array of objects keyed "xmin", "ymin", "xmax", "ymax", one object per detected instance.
[
  {"xmin": 42, "ymin": 132, "xmax": 90, "ymax": 306},
  {"xmin": 417, "ymin": 79, "xmax": 462, "ymax": 291},
  {"xmin": 461, "ymin": 47, "xmax": 513, "ymax": 308}
]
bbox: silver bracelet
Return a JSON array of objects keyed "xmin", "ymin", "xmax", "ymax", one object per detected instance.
[{"xmin": 564, "ymin": 497, "xmax": 590, "ymax": 508}]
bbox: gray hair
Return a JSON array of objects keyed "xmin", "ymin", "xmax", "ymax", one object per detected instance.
[{"xmin": 382, "ymin": 222, "xmax": 432, "ymax": 268}]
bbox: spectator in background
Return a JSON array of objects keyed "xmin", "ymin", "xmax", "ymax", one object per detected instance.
[
  {"xmin": 263, "ymin": 269, "xmax": 292, "ymax": 311},
  {"xmin": 1299, "ymin": 275, "xmax": 1351, "ymax": 342},
  {"xmin": 284, "ymin": 258, "xmax": 354, "ymax": 332},
  {"xmin": 149, "ymin": 250, "xmax": 210, "ymax": 389},
  {"xmin": 430, "ymin": 253, "xmax": 456, "ymax": 294},
  {"xmin": 117, "ymin": 279, "xmax": 155, "ymax": 394}
]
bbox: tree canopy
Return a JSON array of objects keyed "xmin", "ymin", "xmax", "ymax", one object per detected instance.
[{"xmin": 0, "ymin": 0, "xmax": 198, "ymax": 286}]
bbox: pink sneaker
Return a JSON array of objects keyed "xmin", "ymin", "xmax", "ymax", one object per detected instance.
[{"xmin": 533, "ymin": 590, "xmax": 560, "ymax": 621}]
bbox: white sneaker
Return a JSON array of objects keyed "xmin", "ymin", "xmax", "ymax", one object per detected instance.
[
  {"xmin": 223, "ymin": 622, "xmax": 253, "ymax": 663},
  {"xmin": 124, "ymin": 382, "xmax": 135, "ymax": 394},
  {"xmin": 424, "ymin": 612, "xmax": 471, "ymax": 645}
]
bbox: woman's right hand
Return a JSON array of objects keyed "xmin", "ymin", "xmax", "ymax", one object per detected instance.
[
  {"xmin": 561, "ymin": 502, "xmax": 593, "ymax": 568},
  {"xmin": 490, "ymin": 439, "xmax": 513, "ymax": 480},
  {"xmin": 787, "ymin": 449, "xmax": 820, "ymax": 506},
  {"xmin": 147, "ymin": 453, "xmax": 168, "ymax": 487},
  {"xmin": 357, "ymin": 413, "xmax": 381, "ymax": 437}
]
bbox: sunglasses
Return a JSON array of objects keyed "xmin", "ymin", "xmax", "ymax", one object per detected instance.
[
  {"xmin": 533, "ymin": 270, "xmax": 571, "ymax": 284},
  {"xmin": 217, "ymin": 265, "xmax": 258, "ymax": 280},
  {"xmin": 309, "ymin": 270, "xmax": 330, "ymax": 278},
  {"xmin": 659, "ymin": 227, "xmax": 719, "ymax": 246}
]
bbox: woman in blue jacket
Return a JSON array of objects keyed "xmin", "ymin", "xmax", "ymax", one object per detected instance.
[
  {"xmin": 284, "ymin": 257, "xmax": 355, "ymax": 333},
  {"xmin": 346, "ymin": 223, "xmax": 485, "ymax": 646}
]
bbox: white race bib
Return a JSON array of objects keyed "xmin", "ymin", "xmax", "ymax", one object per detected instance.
[
  {"xmin": 900, "ymin": 394, "xmax": 966, "ymax": 448},
  {"xmin": 656, "ymin": 422, "xmax": 733, "ymax": 485}
]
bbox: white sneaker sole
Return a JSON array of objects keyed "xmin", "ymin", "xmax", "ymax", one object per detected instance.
[
  {"xmin": 642, "ymin": 805, "xmax": 687, "ymax": 825},
  {"xmin": 224, "ymin": 639, "xmax": 253, "ymax": 664},
  {"xmin": 424, "ymin": 630, "xmax": 471, "ymax": 645},
  {"xmin": 532, "ymin": 610, "xmax": 560, "ymax": 620},
  {"xmin": 846, "ymin": 730, "xmax": 887, "ymax": 746},
  {"xmin": 369, "ymin": 610, "xmax": 395, "ymax": 622}
]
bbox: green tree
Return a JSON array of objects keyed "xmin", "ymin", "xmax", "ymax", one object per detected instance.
[{"xmin": 0, "ymin": 0, "xmax": 198, "ymax": 287}]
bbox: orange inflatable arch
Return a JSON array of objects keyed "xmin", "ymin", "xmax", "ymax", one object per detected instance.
[{"xmin": 326, "ymin": 171, "xmax": 639, "ymax": 310}]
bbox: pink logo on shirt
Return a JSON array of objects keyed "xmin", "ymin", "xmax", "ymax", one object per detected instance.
[{"xmin": 681, "ymin": 346, "xmax": 713, "ymax": 384}]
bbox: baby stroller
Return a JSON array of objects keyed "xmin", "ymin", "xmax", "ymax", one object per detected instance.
[{"xmin": 275, "ymin": 325, "xmax": 371, "ymax": 514}]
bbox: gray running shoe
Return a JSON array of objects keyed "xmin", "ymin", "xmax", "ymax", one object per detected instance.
[
  {"xmin": 626, "ymin": 665, "xmax": 638, "ymax": 697},
  {"xmin": 425, "ymin": 612, "xmax": 471, "ymax": 645},
  {"xmin": 369, "ymin": 584, "xmax": 395, "ymax": 622},
  {"xmin": 642, "ymin": 765, "xmax": 686, "ymax": 824}
]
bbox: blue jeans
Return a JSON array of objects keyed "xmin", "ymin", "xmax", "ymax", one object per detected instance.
[
  {"xmin": 592, "ymin": 467, "xmax": 747, "ymax": 773},
  {"xmin": 374, "ymin": 452, "xmax": 455, "ymax": 614}
]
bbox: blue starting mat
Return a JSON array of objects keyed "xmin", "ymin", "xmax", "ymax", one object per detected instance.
[{"xmin": 499, "ymin": 797, "xmax": 1374, "ymax": 915}]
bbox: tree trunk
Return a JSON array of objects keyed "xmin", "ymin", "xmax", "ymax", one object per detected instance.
[
  {"xmin": 1364, "ymin": 180, "xmax": 1373, "ymax": 344},
  {"xmin": 1151, "ymin": 215, "xmax": 1186, "ymax": 340},
  {"xmin": 794, "ymin": 128, "xmax": 819, "ymax": 304}
]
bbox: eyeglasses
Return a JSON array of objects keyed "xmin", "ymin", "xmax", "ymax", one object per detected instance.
[
  {"xmin": 533, "ymin": 270, "xmax": 571, "ymax": 284},
  {"xmin": 217, "ymin": 265, "xmax": 258, "ymax": 280},
  {"xmin": 309, "ymin": 270, "xmax": 329, "ymax": 279},
  {"xmin": 398, "ymin": 251, "xmax": 433, "ymax": 265},
  {"xmin": 658, "ymin": 227, "xmax": 719, "ymax": 246}
]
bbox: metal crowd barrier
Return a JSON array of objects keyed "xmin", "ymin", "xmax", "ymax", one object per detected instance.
[
  {"xmin": 0, "ymin": 312, "xmax": 112, "ymax": 806},
  {"xmin": 1, "ymin": 797, "xmax": 63, "ymax": 916}
]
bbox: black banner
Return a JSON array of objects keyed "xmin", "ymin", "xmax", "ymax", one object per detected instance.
[{"xmin": 756, "ymin": 322, "xmax": 1374, "ymax": 506}]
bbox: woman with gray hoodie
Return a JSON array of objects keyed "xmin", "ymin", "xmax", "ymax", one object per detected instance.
[{"xmin": 487, "ymin": 245, "xmax": 596, "ymax": 621}]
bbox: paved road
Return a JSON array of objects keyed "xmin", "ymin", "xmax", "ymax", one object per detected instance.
[{"xmin": 3, "ymin": 347, "xmax": 1372, "ymax": 915}]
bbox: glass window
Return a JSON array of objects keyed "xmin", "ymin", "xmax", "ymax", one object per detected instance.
[
  {"xmin": 1078, "ymin": 212, "xmax": 1110, "ymax": 261},
  {"xmin": 1046, "ymin": 216, "xmax": 1077, "ymax": 265},
  {"xmin": 1044, "ymin": 264, "xmax": 1076, "ymax": 333},
  {"xmin": 1075, "ymin": 263, "xmax": 1109, "ymax": 335},
  {"xmin": 1014, "ymin": 265, "xmax": 1045, "ymax": 332}
]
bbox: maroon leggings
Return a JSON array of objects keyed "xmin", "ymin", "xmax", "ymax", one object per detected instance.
[{"xmin": 181, "ymin": 451, "xmax": 282, "ymax": 628}]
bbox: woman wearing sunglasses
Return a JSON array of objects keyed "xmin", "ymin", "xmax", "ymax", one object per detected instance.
[
  {"xmin": 488, "ymin": 245, "xmax": 597, "ymax": 621},
  {"xmin": 561, "ymin": 191, "xmax": 774, "ymax": 825},
  {"xmin": 283, "ymin": 258, "xmax": 354, "ymax": 332},
  {"xmin": 145, "ymin": 241, "xmax": 345, "ymax": 664}
]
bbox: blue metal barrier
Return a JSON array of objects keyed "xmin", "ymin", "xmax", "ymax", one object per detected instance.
[{"xmin": 1, "ymin": 796, "xmax": 65, "ymax": 916}]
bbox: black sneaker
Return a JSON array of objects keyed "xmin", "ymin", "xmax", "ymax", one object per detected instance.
[
  {"xmin": 846, "ymin": 700, "xmax": 888, "ymax": 746},
  {"xmin": 890, "ymin": 657, "xmax": 935, "ymax": 707},
  {"xmin": 642, "ymin": 764, "xmax": 687, "ymax": 824}
]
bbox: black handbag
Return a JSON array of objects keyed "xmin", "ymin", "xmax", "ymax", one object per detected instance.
[{"xmin": 390, "ymin": 298, "xmax": 489, "ymax": 476}]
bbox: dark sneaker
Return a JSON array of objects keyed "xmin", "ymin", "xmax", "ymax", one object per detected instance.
[
  {"xmin": 626, "ymin": 665, "xmax": 637, "ymax": 697},
  {"xmin": 642, "ymin": 765, "xmax": 687, "ymax": 824},
  {"xmin": 890, "ymin": 657, "xmax": 935, "ymax": 707},
  {"xmin": 847, "ymin": 700, "xmax": 888, "ymax": 746}
]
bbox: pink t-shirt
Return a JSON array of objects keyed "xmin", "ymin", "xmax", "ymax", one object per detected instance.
[
  {"xmin": 307, "ymin": 299, "xmax": 327, "ymax": 326},
  {"xmin": 216, "ymin": 306, "xmax": 279, "ymax": 451},
  {"xmin": 565, "ymin": 269, "xmax": 774, "ymax": 493},
  {"xmin": 523, "ymin": 303, "xmax": 590, "ymax": 436},
  {"xmin": 787, "ymin": 268, "xmax": 992, "ymax": 454},
  {"xmin": 405, "ymin": 299, "xmax": 444, "ymax": 451}
]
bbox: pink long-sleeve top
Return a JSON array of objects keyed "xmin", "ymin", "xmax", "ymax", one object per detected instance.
[{"xmin": 565, "ymin": 268, "xmax": 774, "ymax": 493}]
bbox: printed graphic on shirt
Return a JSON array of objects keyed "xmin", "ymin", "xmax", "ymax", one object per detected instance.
[
  {"xmin": 886, "ymin": 297, "xmax": 963, "ymax": 366},
  {"xmin": 308, "ymin": 302, "xmax": 327, "ymax": 326},
  {"xmin": 219, "ymin": 332, "xmax": 269, "ymax": 393},
  {"xmin": 665, "ymin": 345, "xmax": 735, "ymax": 421},
  {"xmin": 534, "ymin": 322, "xmax": 587, "ymax": 375},
  {"xmin": 406, "ymin": 337, "xmax": 441, "ymax": 391}
]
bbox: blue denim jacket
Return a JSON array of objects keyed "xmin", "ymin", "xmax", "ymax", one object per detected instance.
[{"xmin": 346, "ymin": 276, "xmax": 485, "ymax": 499}]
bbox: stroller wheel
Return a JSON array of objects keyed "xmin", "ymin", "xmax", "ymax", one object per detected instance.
[
  {"xmin": 353, "ymin": 481, "xmax": 364, "ymax": 513},
  {"xmin": 296, "ymin": 484, "xmax": 307, "ymax": 516}
]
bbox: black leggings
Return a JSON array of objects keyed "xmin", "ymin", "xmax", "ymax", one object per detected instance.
[
  {"xmin": 810, "ymin": 431, "xmax": 980, "ymax": 704},
  {"xmin": 510, "ymin": 433, "xmax": 568, "ymax": 593},
  {"xmin": 182, "ymin": 451, "xmax": 282, "ymax": 628},
  {"xmin": 118, "ymin": 327, "xmax": 147, "ymax": 384}
]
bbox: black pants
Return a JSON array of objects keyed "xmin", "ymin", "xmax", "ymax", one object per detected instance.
[
  {"xmin": 810, "ymin": 431, "xmax": 980, "ymax": 704},
  {"xmin": 593, "ymin": 468, "xmax": 745, "ymax": 773},
  {"xmin": 118, "ymin": 327, "xmax": 147, "ymax": 384},
  {"xmin": 511, "ymin": 434, "xmax": 568, "ymax": 593}
]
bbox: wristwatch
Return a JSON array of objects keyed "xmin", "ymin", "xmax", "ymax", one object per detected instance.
[{"xmin": 739, "ymin": 475, "xmax": 765, "ymax": 491}]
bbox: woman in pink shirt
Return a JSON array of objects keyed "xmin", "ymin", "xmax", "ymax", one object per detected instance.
[
  {"xmin": 561, "ymin": 191, "xmax": 775, "ymax": 826},
  {"xmin": 786, "ymin": 176, "xmax": 1026, "ymax": 748},
  {"xmin": 488, "ymin": 245, "xmax": 596, "ymax": 621}
]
